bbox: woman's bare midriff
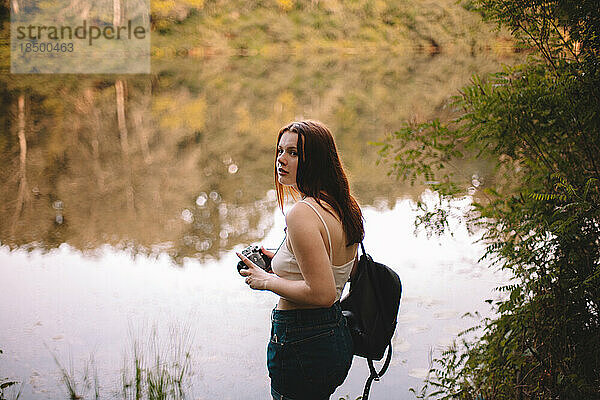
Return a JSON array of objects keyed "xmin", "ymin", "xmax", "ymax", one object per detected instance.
[
  {"xmin": 276, "ymin": 297, "xmax": 322, "ymax": 310},
  {"xmin": 275, "ymin": 248, "xmax": 358, "ymax": 310}
]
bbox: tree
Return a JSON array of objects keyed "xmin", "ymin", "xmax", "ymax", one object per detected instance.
[{"xmin": 378, "ymin": 0, "xmax": 600, "ymax": 398}]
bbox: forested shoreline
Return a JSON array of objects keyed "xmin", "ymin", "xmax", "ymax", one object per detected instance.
[
  {"xmin": 0, "ymin": 0, "xmax": 520, "ymax": 263},
  {"xmin": 379, "ymin": 0, "xmax": 600, "ymax": 398}
]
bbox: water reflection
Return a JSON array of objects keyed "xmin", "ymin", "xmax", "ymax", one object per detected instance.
[
  {"xmin": 0, "ymin": 50, "xmax": 517, "ymax": 261},
  {"xmin": 0, "ymin": 4, "xmax": 523, "ymax": 397},
  {"xmin": 0, "ymin": 194, "xmax": 513, "ymax": 400}
]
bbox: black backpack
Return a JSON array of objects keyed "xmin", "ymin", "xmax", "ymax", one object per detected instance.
[{"xmin": 340, "ymin": 242, "xmax": 402, "ymax": 400}]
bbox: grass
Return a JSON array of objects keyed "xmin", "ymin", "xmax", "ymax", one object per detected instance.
[
  {"xmin": 46, "ymin": 322, "xmax": 195, "ymax": 400},
  {"xmin": 42, "ymin": 324, "xmax": 366, "ymax": 399},
  {"xmin": 0, "ymin": 383, "xmax": 22, "ymax": 400},
  {"xmin": 0, "ymin": 349, "xmax": 23, "ymax": 400},
  {"xmin": 0, "ymin": 381, "xmax": 22, "ymax": 400}
]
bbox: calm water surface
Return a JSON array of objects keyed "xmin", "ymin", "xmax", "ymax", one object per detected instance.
[
  {"xmin": 0, "ymin": 192, "xmax": 512, "ymax": 400},
  {"xmin": 0, "ymin": 47, "xmax": 520, "ymax": 398}
]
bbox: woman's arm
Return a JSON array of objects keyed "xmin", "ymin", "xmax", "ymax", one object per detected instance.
[{"xmin": 238, "ymin": 202, "xmax": 337, "ymax": 307}]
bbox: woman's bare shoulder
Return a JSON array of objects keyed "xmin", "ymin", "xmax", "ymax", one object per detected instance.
[
  {"xmin": 303, "ymin": 197, "xmax": 341, "ymax": 222},
  {"xmin": 285, "ymin": 201, "xmax": 319, "ymax": 228}
]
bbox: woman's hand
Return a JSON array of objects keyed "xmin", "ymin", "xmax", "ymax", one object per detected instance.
[
  {"xmin": 260, "ymin": 246, "xmax": 275, "ymax": 274},
  {"xmin": 260, "ymin": 246, "xmax": 275, "ymax": 259},
  {"xmin": 237, "ymin": 251, "xmax": 273, "ymax": 291}
]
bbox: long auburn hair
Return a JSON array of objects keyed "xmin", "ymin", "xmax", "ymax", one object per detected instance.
[{"xmin": 274, "ymin": 120, "xmax": 364, "ymax": 246}]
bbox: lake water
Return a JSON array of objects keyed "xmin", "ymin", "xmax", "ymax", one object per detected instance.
[
  {"xmin": 0, "ymin": 191, "xmax": 512, "ymax": 400},
  {"xmin": 0, "ymin": 40, "xmax": 520, "ymax": 399}
]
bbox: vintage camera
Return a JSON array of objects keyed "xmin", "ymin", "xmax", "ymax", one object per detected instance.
[{"xmin": 237, "ymin": 245, "xmax": 272, "ymax": 273}]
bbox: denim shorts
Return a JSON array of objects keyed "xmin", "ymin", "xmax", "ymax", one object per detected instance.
[{"xmin": 267, "ymin": 301, "xmax": 354, "ymax": 400}]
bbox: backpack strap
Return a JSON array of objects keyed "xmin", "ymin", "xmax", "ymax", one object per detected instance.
[
  {"xmin": 362, "ymin": 344, "xmax": 393, "ymax": 400},
  {"xmin": 350, "ymin": 241, "xmax": 367, "ymax": 280},
  {"xmin": 349, "ymin": 242, "xmax": 364, "ymax": 280},
  {"xmin": 357, "ymin": 241, "xmax": 394, "ymax": 400},
  {"xmin": 359, "ymin": 242, "xmax": 388, "ymax": 311}
]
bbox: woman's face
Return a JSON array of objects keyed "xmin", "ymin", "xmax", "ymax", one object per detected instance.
[{"xmin": 276, "ymin": 131, "xmax": 299, "ymax": 188}]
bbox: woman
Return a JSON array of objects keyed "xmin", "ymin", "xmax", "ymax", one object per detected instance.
[{"xmin": 237, "ymin": 120, "xmax": 364, "ymax": 400}]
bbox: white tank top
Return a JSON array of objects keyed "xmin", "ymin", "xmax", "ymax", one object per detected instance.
[{"xmin": 271, "ymin": 199, "xmax": 356, "ymax": 302}]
